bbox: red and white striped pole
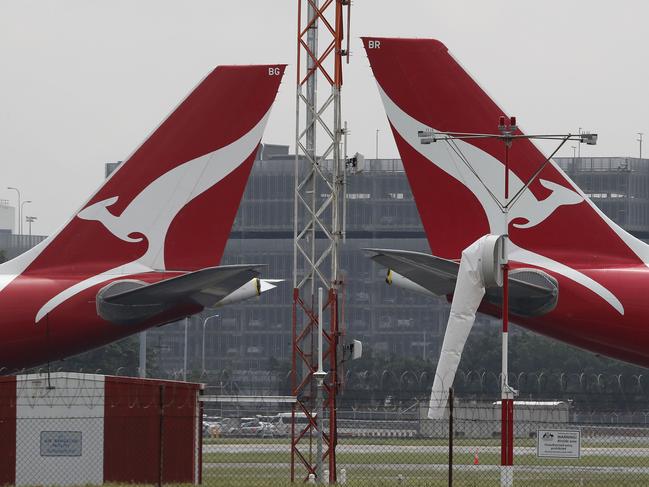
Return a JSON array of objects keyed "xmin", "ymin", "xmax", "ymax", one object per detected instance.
[
  {"xmin": 501, "ymin": 260, "xmax": 514, "ymax": 485},
  {"xmin": 500, "ymin": 116, "xmax": 515, "ymax": 486}
]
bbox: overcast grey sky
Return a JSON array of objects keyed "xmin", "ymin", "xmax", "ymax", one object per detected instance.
[{"xmin": 2, "ymin": 1, "xmax": 648, "ymax": 235}]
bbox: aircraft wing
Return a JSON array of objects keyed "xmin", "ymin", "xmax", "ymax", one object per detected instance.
[
  {"xmin": 97, "ymin": 265, "xmax": 268, "ymax": 325},
  {"xmin": 366, "ymin": 248, "xmax": 558, "ymax": 317},
  {"xmin": 368, "ymin": 248, "xmax": 458, "ymax": 296}
]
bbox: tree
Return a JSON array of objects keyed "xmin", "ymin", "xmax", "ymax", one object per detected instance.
[
  {"xmin": 44, "ymin": 335, "xmax": 158, "ymax": 377},
  {"xmin": 339, "ymin": 322, "xmax": 649, "ymax": 411}
]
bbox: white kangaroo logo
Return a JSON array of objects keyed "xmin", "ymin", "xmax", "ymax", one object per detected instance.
[
  {"xmin": 77, "ymin": 110, "xmax": 270, "ymax": 270},
  {"xmin": 509, "ymin": 179, "xmax": 583, "ymax": 229},
  {"xmin": 77, "ymin": 196, "xmax": 142, "ymax": 242},
  {"xmin": 379, "ymin": 86, "xmax": 623, "ymax": 314},
  {"xmin": 35, "ymin": 109, "xmax": 271, "ymax": 323}
]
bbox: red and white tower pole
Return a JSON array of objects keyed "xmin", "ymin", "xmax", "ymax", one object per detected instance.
[
  {"xmin": 292, "ymin": 0, "xmax": 350, "ymax": 483},
  {"xmin": 499, "ymin": 115, "xmax": 516, "ymax": 486}
]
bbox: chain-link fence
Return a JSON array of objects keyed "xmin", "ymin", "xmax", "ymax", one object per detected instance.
[
  {"xmin": 4, "ymin": 374, "xmax": 649, "ymax": 486},
  {"xmin": 0, "ymin": 372, "xmax": 202, "ymax": 486},
  {"xmin": 202, "ymin": 395, "xmax": 649, "ymax": 486}
]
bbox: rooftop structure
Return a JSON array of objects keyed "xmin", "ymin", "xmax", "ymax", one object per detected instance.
[
  {"xmin": 0, "ymin": 200, "xmax": 15, "ymax": 236},
  {"xmin": 555, "ymin": 157, "xmax": 649, "ymax": 237}
]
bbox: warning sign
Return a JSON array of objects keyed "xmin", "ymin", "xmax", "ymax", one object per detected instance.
[
  {"xmin": 40, "ymin": 431, "xmax": 82, "ymax": 457},
  {"xmin": 537, "ymin": 429, "xmax": 580, "ymax": 459}
]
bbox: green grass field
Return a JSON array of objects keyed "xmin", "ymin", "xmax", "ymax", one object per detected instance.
[
  {"xmin": 19, "ymin": 438, "xmax": 649, "ymax": 485},
  {"xmin": 202, "ymin": 466, "xmax": 649, "ymax": 487},
  {"xmin": 89, "ymin": 476, "xmax": 649, "ymax": 487},
  {"xmin": 203, "ymin": 450, "xmax": 649, "ymax": 468},
  {"xmin": 21, "ymin": 466, "xmax": 649, "ymax": 487},
  {"xmin": 86, "ymin": 474, "xmax": 649, "ymax": 487},
  {"xmin": 204, "ymin": 436, "xmax": 649, "ymax": 449},
  {"xmin": 201, "ymin": 437, "xmax": 649, "ymax": 486}
]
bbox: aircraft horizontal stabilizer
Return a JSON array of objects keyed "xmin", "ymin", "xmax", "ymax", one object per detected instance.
[
  {"xmin": 97, "ymin": 265, "xmax": 265, "ymax": 325},
  {"xmin": 367, "ymin": 248, "xmax": 458, "ymax": 296},
  {"xmin": 366, "ymin": 248, "xmax": 558, "ymax": 317}
]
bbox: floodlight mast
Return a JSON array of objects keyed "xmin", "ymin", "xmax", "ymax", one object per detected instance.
[{"xmin": 418, "ymin": 120, "xmax": 595, "ymax": 487}]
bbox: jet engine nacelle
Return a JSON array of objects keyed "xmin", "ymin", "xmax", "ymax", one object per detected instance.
[
  {"xmin": 385, "ymin": 269, "xmax": 435, "ymax": 297},
  {"xmin": 214, "ymin": 278, "xmax": 262, "ymax": 307},
  {"xmin": 480, "ymin": 234, "xmax": 506, "ymax": 288}
]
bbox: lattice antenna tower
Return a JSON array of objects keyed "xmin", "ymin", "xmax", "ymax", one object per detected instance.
[{"xmin": 292, "ymin": 0, "xmax": 350, "ymax": 483}]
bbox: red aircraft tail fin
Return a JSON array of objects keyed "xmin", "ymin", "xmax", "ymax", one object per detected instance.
[
  {"xmin": 11, "ymin": 64, "xmax": 286, "ymax": 276},
  {"xmin": 362, "ymin": 37, "xmax": 648, "ymax": 269}
]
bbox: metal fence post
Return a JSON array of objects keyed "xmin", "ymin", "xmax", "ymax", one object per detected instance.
[
  {"xmin": 199, "ymin": 396, "xmax": 204, "ymax": 485},
  {"xmin": 158, "ymin": 384, "xmax": 165, "ymax": 487},
  {"xmin": 448, "ymin": 387, "xmax": 454, "ymax": 487}
]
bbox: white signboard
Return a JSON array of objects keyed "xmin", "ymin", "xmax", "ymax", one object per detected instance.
[
  {"xmin": 40, "ymin": 431, "xmax": 82, "ymax": 457},
  {"xmin": 537, "ymin": 429, "xmax": 581, "ymax": 459}
]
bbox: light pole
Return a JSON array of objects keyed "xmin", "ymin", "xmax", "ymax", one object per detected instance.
[
  {"xmin": 422, "ymin": 330, "xmax": 427, "ymax": 361},
  {"xmin": 183, "ymin": 317, "xmax": 189, "ymax": 381},
  {"xmin": 375, "ymin": 129, "xmax": 380, "ymax": 159},
  {"xmin": 138, "ymin": 329, "xmax": 147, "ymax": 378},
  {"xmin": 25, "ymin": 216, "xmax": 37, "ymax": 236},
  {"xmin": 578, "ymin": 127, "xmax": 582, "ymax": 157},
  {"xmin": 638, "ymin": 133, "xmax": 643, "ymax": 159},
  {"xmin": 202, "ymin": 314, "xmax": 220, "ymax": 373},
  {"xmin": 7, "ymin": 187, "xmax": 20, "ymax": 234},
  {"xmin": 21, "ymin": 201, "xmax": 32, "ymax": 234}
]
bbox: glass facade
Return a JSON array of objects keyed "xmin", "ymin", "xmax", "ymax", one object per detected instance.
[
  {"xmin": 149, "ymin": 146, "xmax": 487, "ymax": 375},
  {"xmin": 150, "ymin": 154, "xmax": 649, "ymax": 376},
  {"xmin": 555, "ymin": 157, "xmax": 649, "ymax": 236},
  {"xmin": 8, "ymin": 151, "xmax": 646, "ymax": 377}
]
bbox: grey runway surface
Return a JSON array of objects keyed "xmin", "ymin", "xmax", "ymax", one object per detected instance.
[{"xmin": 204, "ymin": 442, "xmax": 649, "ymax": 457}]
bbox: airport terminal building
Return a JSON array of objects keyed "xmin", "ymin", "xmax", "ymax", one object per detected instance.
[
  {"xmin": 555, "ymin": 156, "xmax": 649, "ymax": 238},
  {"xmin": 145, "ymin": 150, "xmax": 649, "ymax": 377},
  {"xmin": 3, "ymin": 149, "xmax": 649, "ymax": 379},
  {"xmin": 146, "ymin": 145, "xmax": 450, "ymax": 377}
]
